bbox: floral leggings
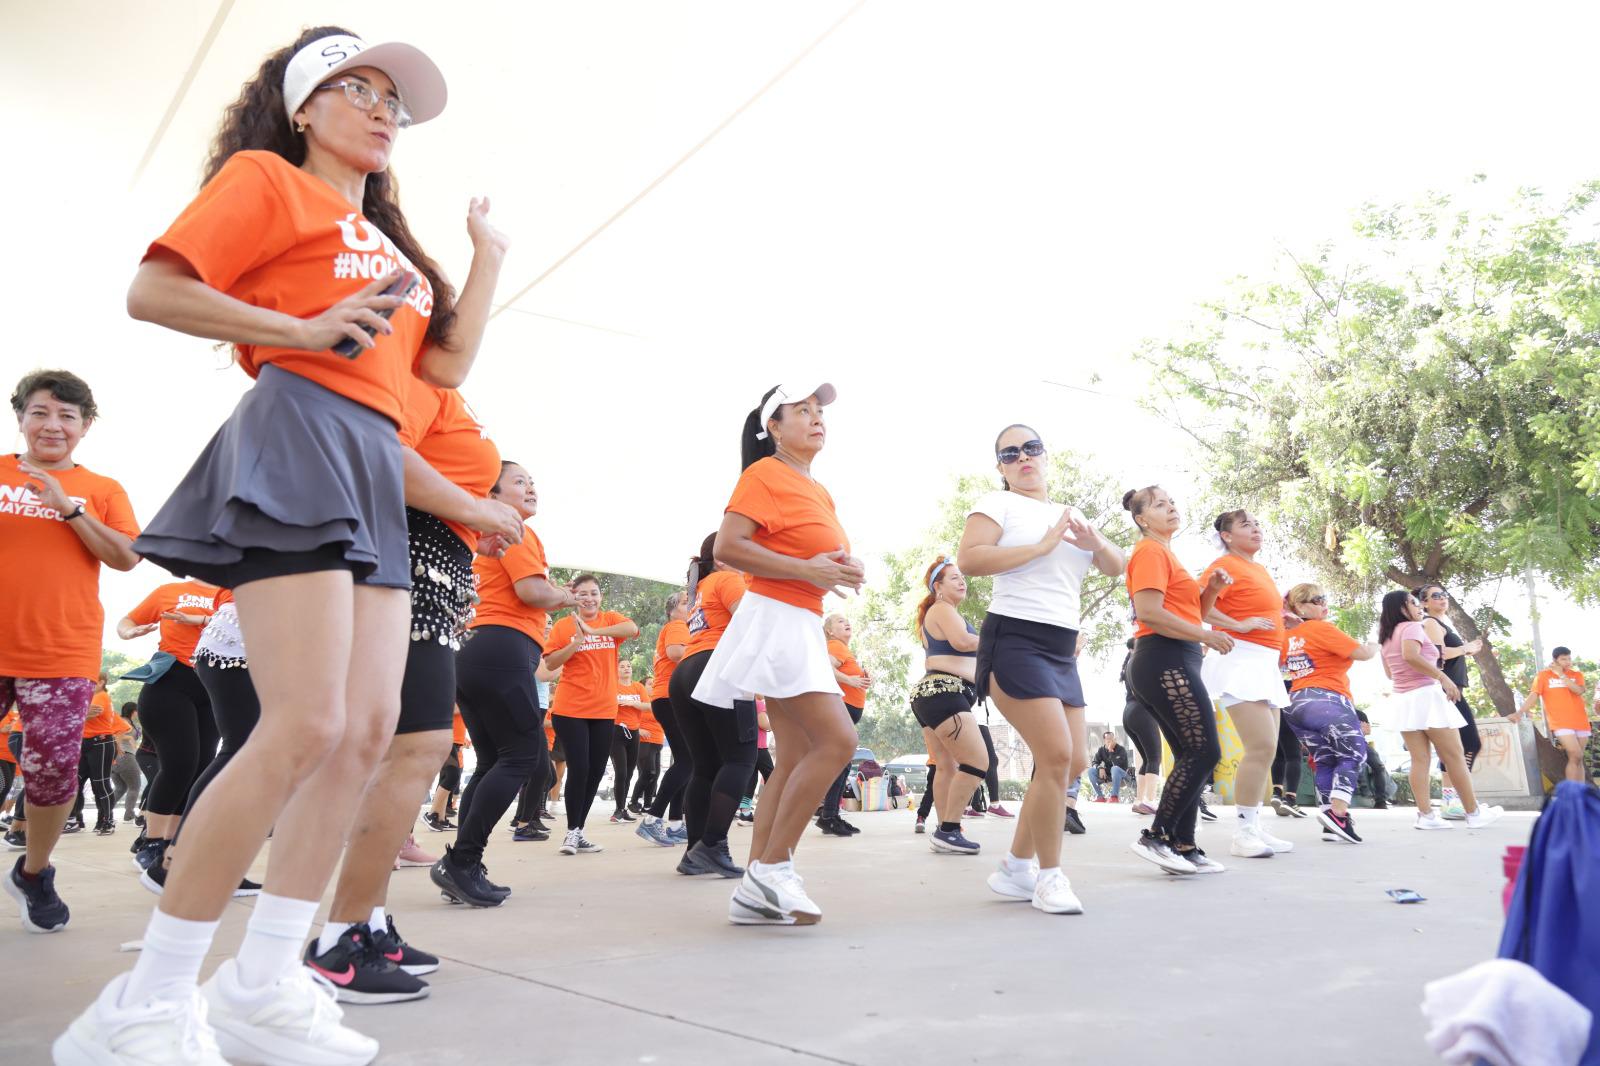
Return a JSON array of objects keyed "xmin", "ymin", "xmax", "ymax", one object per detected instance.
[
  {"xmin": 1282, "ymin": 687, "xmax": 1369, "ymax": 805},
  {"xmin": 1, "ymin": 676, "xmax": 96, "ymax": 806}
]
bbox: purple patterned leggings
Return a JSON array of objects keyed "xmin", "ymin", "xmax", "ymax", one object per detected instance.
[
  {"xmin": 1, "ymin": 676, "xmax": 96, "ymax": 806},
  {"xmin": 1282, "ymin": 687, "xmax": 1369, "ymax": 805}
]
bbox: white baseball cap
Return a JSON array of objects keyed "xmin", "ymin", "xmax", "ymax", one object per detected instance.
[
  {"xmin": 755, "ymin": 382, "xmax": 837, "ymax": 440},
  {"xmin": 282, "ymin": 34, "xmax": 447, "ymax": 128}
]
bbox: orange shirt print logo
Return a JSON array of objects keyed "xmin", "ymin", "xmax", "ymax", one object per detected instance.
[
  {"xmin": 1284, "ymin": 635, "xmax": 1312, "ymax": 679},
  {"xmin": 331, "ymin": 214, "xmax": 434, "ymax": 317},
  {"xmin": 0, "ymin": 484, "xmax": 86, "ymax": 520}
]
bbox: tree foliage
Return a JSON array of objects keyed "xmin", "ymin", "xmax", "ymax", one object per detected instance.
[{"xmin": 1139, "ymin": 180, "xmax": 1600, "ymax": 713}]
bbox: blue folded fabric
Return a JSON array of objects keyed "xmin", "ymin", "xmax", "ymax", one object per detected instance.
[{"xmin": 119, "ymin": 652, "xmax": 177, "ymax": 685}]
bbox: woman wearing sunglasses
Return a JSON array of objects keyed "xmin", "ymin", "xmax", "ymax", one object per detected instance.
[
  {"xmin": 957, "ymin": 425, "xmax": 1125, "ymax": 914},
  {"xmin": 1279, "ymin": 584, "xmax": 1378, "ymax": 843},
  {"xmin": 1415, "ymin": 583, "xmax": 1484, "ymax": 819}
]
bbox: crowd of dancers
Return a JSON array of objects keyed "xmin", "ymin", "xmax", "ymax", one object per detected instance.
[{"xmin": 0, "ymin": 26, "xmax": 1580, "ymax": 1066}]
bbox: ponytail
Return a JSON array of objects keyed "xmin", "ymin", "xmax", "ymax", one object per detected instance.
[
  {"xmin": 915, "ymin": 555, "xmax": 951, "ymax": 645},
  {"xmin": 740, "ymin": 385, "xmax": 782, "ymax": 471},
  {"xmin": 687, "ymin": 531, "xmax": 718, "ymax": 592}
]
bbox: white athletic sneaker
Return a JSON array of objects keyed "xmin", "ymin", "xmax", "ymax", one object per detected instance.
[
  {"xmin": 1414, "ymin": 811, "xmax": 1453, "ymax": 830},
  {"xmin": 1441, "ymin": 801, "xmax": 1467, "ymax": 820},
  {"xmin": 559, "ymin": 829, "xmax": 580, "ymax": 856},
  {"xmin": 985, "ymin": 858, "xmax": 1039, "ymax": 900},
  {"xmin": 1030, "ymin": 869, "xmax": 1084, "ymax": 915},
  {"xmin": 1180, "ymin": 848, "xmax": 1227, "ymax": 874},
  {"xmin": 1229, "ymin": 823, "xmax": 1274, "ymax": 858},
  {"xmin": 201, "ymin": 958, "xmax": 378, "ymax": 1066},
  {"xmin": 53, "ymin": 973, "xmax": 227, "ymax": 1065},
  {"xmin": 727, "ymin": 888, "xmax": 797, "ymax": 925},
  {"xmin": 734, "ymin": 861, "xmax": 821, "ymax": 925},
  {"xmin": 1464, "ymin": 805, "xmax": 1505, "ymax": 829},
  {"xmin": 1254, "ymin": 824, "xmax": 1295, "ymax": 854}
]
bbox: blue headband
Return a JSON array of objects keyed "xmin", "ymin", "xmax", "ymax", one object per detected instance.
[{"xmin": 928, "ymin": 560, "xmax": 952, "ymax": 591}]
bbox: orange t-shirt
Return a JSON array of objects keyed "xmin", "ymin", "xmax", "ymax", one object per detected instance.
[
  {"xmin": 82, "ymin": 690, "xmax": 118, "ymax": 737},
  {"xmin": 0, "ymin": 455, "xmax": 140, "ymax": 680},
  {"xmin": 684, "ymin": 572, "xmax": 749, "ymax": 658},
  {"xmin": 650, "ymin": 620, "xmax": 692, "ymax": 701},
  {"xmin": 616, "ymin": 681, "xmax": 649, "ymax": 730},
  {"xmin": 0, "ymin": 709, "xmax": 16, "ymax": 763},
  {"xmin": 829, "ymin": 638, "xmax": 867, "ymax": 710},
  {"xmin": 126, "ymin": 580, "xmax": 223, "ymax": 668},
  {"xmin": 1281, "ymin": 619, "xmax": 1362, "ymax": 700},
  {"xmin": 1125, "ymin": 539, "xmax": 1202, "ymax": 640},
  {"xmin": 146, "ymin": 151, "xmax": 437, "ymax": 426},
  {"xmin": 548, "ymin": 611, "xmax": 632, "ymax": 719},
  {"xmin": 638, "ymin": 704, "xmax": 664, "ymax": 744},
  {"xmin": 1198, "ymin": 555, "xmax": 1284, "ymax": 651},
  {"xmin": 468, "ymin": 525, "xmax": 549, "ymax": 647},
  {"xmin": 398, "ymin": 381, "xmax": 500, "ymax": 549},
  {"xmin": 725, "ymin": 457, "xmax": 849, "ymax": 615},
  {"xmin": 1532, "ymin": 669, "xmax": 1589, "ymax": 732}
]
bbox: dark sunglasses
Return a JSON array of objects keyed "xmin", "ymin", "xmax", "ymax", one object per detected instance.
[
  {"xmin": 1424, "ymin": 591, "xmax": 1447, "ymax": 601},
  {"xmin": 1304, "ymin": 596, "xmax": 1327, "ymax": 606},
  {"xmin": 997, "ymin": 439, "xmax": 1045, "ymax": 465}
]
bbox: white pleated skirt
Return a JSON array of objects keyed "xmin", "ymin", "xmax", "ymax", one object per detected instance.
[
  {"xmin": 1200, "ymin": 637, "xmax": 1290, "ymax": 709},
  {"xmin": 1386, "ymin": 684, "xmax": 1463, "ymax": 731},
  {"xmin": 691, "ymin": 592, "xmax": 840, "ymax": 709}
]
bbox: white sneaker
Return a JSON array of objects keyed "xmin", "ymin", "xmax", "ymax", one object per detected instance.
[
  {"xmin": 1255, "ymin": 824, "xmax": 1295, "ymax": 854},
  {"xmin": 727, "ymin": 888, "xmax": 796, "ymax": 925},
  {"xmin": 1441, "ymin": 801, "xmax": 1467, "ymax": 821},
  {"xmin": 985, "ymin": 858, "xmax": 1039, "ymax": 901},
  {"xmin": 1464, "ymin": 805, "xmax": 1505, "ymax": 829},
  {"xmin": 734, "ymin": 861, "xmax": 821, "ymax": 925},
  {"xmin": 1030, "ymin": 869, "xmax": 1084, "ymax": 915},
  {"xmin": 1181, "ymin": 848, "xmax": 1227, "ymax": 874},
  {"xmin": 201, "ymin": 959, "xmax": 378, "ymax": 1066},
  {"xmin": 53, "ymin": 973, "xmax": 227, "ymax": 1065},
  {"xmin": 559, "ymin": 829, "xmax": 579, "ymax": 856},
  {"xmin": 573, "ymin": 831, "xmax": 602, "ymax": 854},
  {"xmin": 1229, "ymin": 823, "xmax": 1274, "ymax": 858},
  {"xmin": 1414, "ymin": 811, "xmax": 1453, "ymax": 831}
]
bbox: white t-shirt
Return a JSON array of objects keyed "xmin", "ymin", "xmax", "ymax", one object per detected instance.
[{"xmin": 969, "ymin": 490, "xmax": 1095, "ymax": 630}]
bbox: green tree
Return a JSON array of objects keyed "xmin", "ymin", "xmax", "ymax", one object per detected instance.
[
  {"xmin": 102, "ymin": 648, "xmax": 146, "ymax": 714},
  {"xmin": 1139, "ymin": 180, "xmax": 1600, "ymax": 715},
  {"xmin": 849, "ymin": 450, "xmax": 1137, "ymax": 760}
]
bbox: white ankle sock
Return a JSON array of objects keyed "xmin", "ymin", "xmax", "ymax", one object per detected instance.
[
  {"xmin": 316, "ymin": 920, "xmax": 355, "ymax": 956},
  {"xmin": 1036, "ymin": 865, "xmax": 1062, "ymax": 880},
  {"xmin": 235, "ymin": 893, "xmax": 318, "ymax": 990},
  {"xmin": 368, "ymin": 906, "xmax": 386, "ymax": 930},
  {"xmin": 1237, "ymin": 805, "xmax": 1260, "ymax": 827},
  {"xmin": 1004, "ymin": 851, "xmax": 1032, "ymax": 870},
  {"xmin": 121, "ymin": 909, "xmax": 220, "ymax": 1007},
  {"xmin": 668, "ymin": 820, "xmax": 683, "ymax": 831}
]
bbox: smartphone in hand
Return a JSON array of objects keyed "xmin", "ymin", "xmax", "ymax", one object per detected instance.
[{"xmin": 333, "ymin": 271, "xmax": 419, "ymax": 359}]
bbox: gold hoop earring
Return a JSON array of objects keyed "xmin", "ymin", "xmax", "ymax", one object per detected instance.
[{"xmin": 295, "ymin": 121, "xmax": 306, "ymax": 134}]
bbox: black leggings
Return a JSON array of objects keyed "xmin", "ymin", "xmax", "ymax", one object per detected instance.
[
  {"xmin": 188, "ymin": 660, "xmax": 261, "ymax": 814},
  {"xmin": 609, "ymin": 727, "xmax": 639, "ymax": 814},
  {"xmin": 1, "ymin": 758, "xmax": 15, "ymax": 809},
  {"xmin": 670, "ymin": 651, "xmax": 758, "ymax": 847},
  {"xmin": 918, "ymin": 763, "xmax": 937, "ymax": 819},
  {"xmin": 135, "ymin": 748, "xmax": 158, "ymax": 812},
  {"xmin": 1127, "ymin": 635, "xmax": 1221, "ymax": 848},
  {"xmin": 1271, "ymin": 715, "xmax": 1304, "ymax": 796},
  {"xmin": 552, "ymin": 715, "xmax": 614, "ymax": 831},
  {"xmin": 647, "ymin": 699, "xmax": 690, "ymax": 821},
  {"xmin": 1122, "ymin": 696, "xmax": 1164, "ymax": 777},
  {"xmin": 454, "ymin": 626, "xmax": 546, "ymax": 863},
  {"xmin": 1440, "ymin": 698, "xmax": 1482, "ymax": 772},
  {"xmin": 746, "ymin": 747, "xmax": 773, "ymax": 800},
  {"xmin": 137, "ymin": 663, "xmax": 218, "ymax": 818},
  {"xmin": 632, "ymin": 742, "xmax": 662, "ymax": 808},
  {"xmin": 969, "ymin": 723, "xmax": 1001, "ymax": 806},
  {"xmin": 822, "ymin": 704, "xmax": 866, "ymax": 814},
  {"xmin": 72, "ymin": 735, "xmax": 117, "ymax": 827}
]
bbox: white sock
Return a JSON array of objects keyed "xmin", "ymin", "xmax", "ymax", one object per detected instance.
[
  {"xmin": 1003, "ymin": 851, "xmax": 1032, "ymax": 870},
  {"xmin": 235, "ymin": 893, "xmax": 318, "ymax": 990},
  {"xmin": 668, "ymin": 820, "xmax": 683, "ymax": 831},
  {"xmin": 642, "ymin": 815, "xmax": 659, "ymax": 827},
  {"xmin": 1036, "ymin": 865, "xmax": 1062, "ymax": 881},
  {"xmin": 316, "ymin": 920, "xmax": 355, "ymax": 956},
  {"xmin": 1237, "ymin": 805, "xmax": 1260, "ymax": 827},
  {"xmin": 368, "ymin": 906, "xmax": 386, "ymax": 931},
  {"xmin": 120, "ymin": 909, "xmax": 220, "ymax": 1007}
]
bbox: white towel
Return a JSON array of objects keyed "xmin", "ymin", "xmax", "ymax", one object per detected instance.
[{"xmin": 1422, "ymin": 958, "xmax": 1592, "ymax": 1066}]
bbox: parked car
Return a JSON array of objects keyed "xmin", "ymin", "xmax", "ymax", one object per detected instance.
[{"xmin": 883, "ymin": 754, "xmax": 930, "ymax": 794}]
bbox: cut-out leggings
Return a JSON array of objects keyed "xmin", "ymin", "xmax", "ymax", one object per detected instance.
[{"xmin": 1126, "ymin": 635, "xmax": 1221, "ymax": 847}]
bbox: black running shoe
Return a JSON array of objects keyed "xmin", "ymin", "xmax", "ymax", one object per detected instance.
[
  {"xmin": 1063, "ymin": 807, "xmax": 1087, "ymax": 835},
  {"xmin": 60, "ymin": 819, "xmax": 83, "ymax": 835},
  {"xmin": 134, "ymin": 838, "xmax": 168, "ymax": 874},
  {"xmin": 4, "ymin": 830, "xmax": 26, "ymax": 852},
  {"xmin": 834, "ymin": 815, "xmax": 860, "ymax": 835},
  {"xmin": 6, "ymin": 855, "xmax": 69, "ymax": 933},
  {"xmin": 1198, "ymin": 801, "xmax": 1219, "ymax": 822},
  {"xmin": 128, "ymin": 832, "xmax": 148, "ymax": 855},
  {"xmin": 370, "ymin": 915, "xmax": 440, "ymax": 976},
  {"xmin": 94, "ymin": 822, "xmax": 115, "ymax": 836},
  {"xmin": 304, "ymin": 924, "xmax": 429, "ymax": 1004},
  {"xmin": 1317, "ymin": 807, "xmax": 1363, "ymax": 844},
  {"xmin": 429, "ymin": 848, "xmax": 503, "ymax": 907},
  {"xmin": 478, "ymin": 862, "xmax": 511, "ymax": 899},
  {"xmin": 682, "ymin": 840, "xmax": 744, "ymax": 878},
  {"xmin": 816, "ymin": 816, "xmax": 852, "ymax": 837},
  {"xmin": 421, "ymin": 812, "xmax": 455, "ymax": 833},
  {"xmin": 511, "ymin": 825, "xmax": 549, "ymax": 842},
  {"xmin": 139, "ymin": 861, "xmax": 168, "ymax": 896},
  {"xmin": 233, "ymin": 876, "xmax": 262, "ymax": 897}
]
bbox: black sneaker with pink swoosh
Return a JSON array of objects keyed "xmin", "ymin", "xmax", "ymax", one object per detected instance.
[{"xmin": 302, "ymin": 923, "xmax": 428, "ymax": 1005}]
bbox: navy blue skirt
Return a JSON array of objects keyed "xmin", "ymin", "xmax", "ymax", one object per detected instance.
[{"xmin": 975, "ymin": 612, "xmax": 1084, "ymax": 707}]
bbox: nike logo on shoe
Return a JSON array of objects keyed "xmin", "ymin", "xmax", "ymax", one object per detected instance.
[
  {"xmin": 383, "ymin": 949, "xmax": 403, "ymax": 962},
  {"xmin": 307, "ymin": 962, "xmax": 356, "ymax": 986}
]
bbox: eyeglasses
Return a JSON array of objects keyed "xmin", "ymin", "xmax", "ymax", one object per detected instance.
[
  {"xmin": 315, "ymin": 80, "xmax": 412, "ymax": 128},
  {"xmin": 996, "ymin": 439, "xmax": 1045, "ymax": 465},
  {"xmin": 1424, "ymin": 591, "xmax": 1447, "ymax": 601},
  {"xmin": 1302, "ymin": 596, "xmax": 1327, "ymax": 606}
]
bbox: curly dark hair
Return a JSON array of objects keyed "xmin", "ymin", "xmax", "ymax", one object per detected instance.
[
  {"xmin": 11, "ymin": 369, "xmax": 99, "ymax": 421},
  {"xmin": 201, "ymin": 25, "xmax": 457, "ymax": 347}
]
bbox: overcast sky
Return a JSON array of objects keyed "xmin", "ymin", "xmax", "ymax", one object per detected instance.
[{"xmin": 4, "ymin": 1, "xmax": 1592, "ymax": 717}]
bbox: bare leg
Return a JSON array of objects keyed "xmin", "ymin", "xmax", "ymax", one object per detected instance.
[
  {"xmin": 752, "ymin": 693, "xmax": 855, "ymax": 866},
  {"xmin": 989, "ymin": 677, "xmax": 1072, "ymax": 870},
  {"xmin": 1401, "ymin": 731, "xmax": 1436, "ymax": 816},
  {"xmin": 935, "ymin": 712, "xmax": 987, "ymax": 824},
  {"xmin": 1557, "ymin": 735, "xmax": 1588, "ymax": 783},
  {"xmin": 1226, "ymin": 701, "xmax": 1278, "ymax": 809}
]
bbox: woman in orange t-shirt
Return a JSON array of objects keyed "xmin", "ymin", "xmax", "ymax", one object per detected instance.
[
  {"xmin": 2, "ymin": 368, "xmax": 140, "ymax": 931},
  {"xmin": 693, "ymin": 383, "xmax": 864, "ymax": 925},
  {"xmin": 1122, "ymin": 486, "xmax": 1235, "ymax": 876},
  {"xmin": 1197, "ymin": 510, "xmax": 1293, "ymax": 860},
  {"xmin": 607, "ymin": 661, "xmax": 649, "ymax": 822},
  {"xmin": 1280, "ymin": 583, "xmax": 1379, "ymax": 841},
  {"xmin": 817, "ymin": 615, "xmax": 870, "ymax": 834},
  {"xmin": 71, "ymin": 678, "xmax": 122, "ymax": 835},
  {"xmin": 74, "ymin": 29, "xmax": 515, "ymax": 1050},
  {"xmin": 637, "ymin": 593, "xmax": 693, "ymax": 834},
  {"xmin": 543, "ymin": 575, "xmax": 639, "ymax": 852}
]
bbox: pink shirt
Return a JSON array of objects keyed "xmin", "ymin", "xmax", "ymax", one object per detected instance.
[{"xmin": 1383, "ymin": 620, "xmax": 1438, "ymax": 693}]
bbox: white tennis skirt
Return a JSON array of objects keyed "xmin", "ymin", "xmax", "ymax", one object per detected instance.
[
  {"xmin": 1386, "ymin": 684, "xmax": 1463, "ymax": 731},
  {"xmin": 1200, "ymin": 637, "xmax": 1290, "ymax": 709},
  {"xmin": 691, "ymin": 591, "xmax": 840, "ymax": 710}
]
